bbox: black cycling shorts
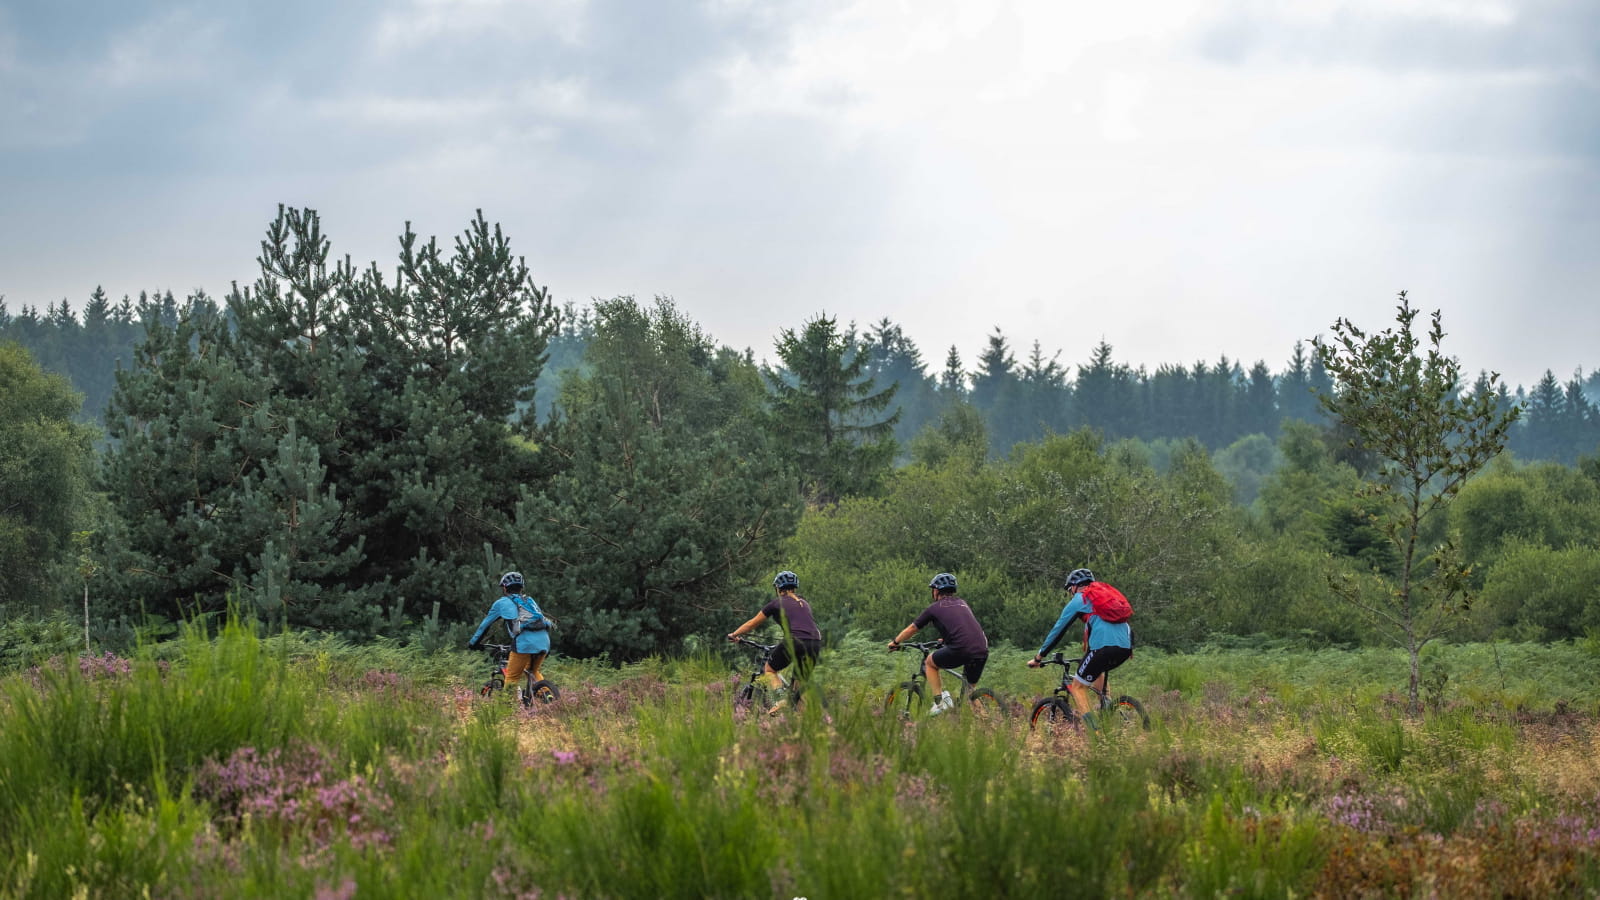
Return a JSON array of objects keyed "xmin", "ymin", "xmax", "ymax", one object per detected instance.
[
  {"xmin": 1074, "ymin": 646, "xmax": 1132, "ymax": 685},
  {"xmin": 931, "ymin": 646, "xmax": 989, "ymax": 687},
  {"xmin": 769, "ymin": 638, "xmax": 822, "ymax": 677}
]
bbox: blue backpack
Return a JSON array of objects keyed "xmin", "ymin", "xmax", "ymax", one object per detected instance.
[{"xmin": 508, "ymin": 595, "xmax": 549, "ymax": 636}]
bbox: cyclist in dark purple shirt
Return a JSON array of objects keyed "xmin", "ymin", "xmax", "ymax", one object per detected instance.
[
  {"xmin": 727, "ymin": 570, "xmax": 823, "ymax": 713},
  {"xmin": 887, "ymin": 572, "xmax": 990, "ymax": 715}
]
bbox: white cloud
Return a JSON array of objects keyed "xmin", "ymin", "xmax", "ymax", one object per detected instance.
[
  {"xmin": 372, "ymin": 0, "xmax": 587, "ymax": 53},
  {"xmin": 96, "ymin": 9, "xmax": 222, "ymax": 88},
  {"xmin": 2, "ymin": 0, "xmax": 1596, "ymax": 390}
]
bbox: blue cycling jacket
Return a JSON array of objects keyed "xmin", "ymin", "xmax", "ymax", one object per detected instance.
[
  {"xmin": 1037, "ymin": 591, "xmax": 1132, "ymax": 656},
  {"xmin": 470, "ymin": 594, "xmax": 551, "ymax": 655}
]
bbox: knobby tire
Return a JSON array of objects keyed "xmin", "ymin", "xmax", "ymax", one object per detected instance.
[
  {"xmin": 1029, "ymin": 697, "xmax": 1078, "ymax": 733},
  {"xmin": 966, "ymin": 687, "xmax": 1008, "ymax": 719},
  {"xmin": 1108, "ymin": 695, "xmax": 1150, "ymax": 730},
  {"xmin": 523, "ymin": 679, "xmax": 559, "ymax": 706}
]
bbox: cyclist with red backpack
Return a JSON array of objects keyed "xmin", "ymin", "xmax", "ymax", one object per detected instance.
[{"xmin": 1027, "ymin": 568, "xmax": 1132, "ymax": 724}]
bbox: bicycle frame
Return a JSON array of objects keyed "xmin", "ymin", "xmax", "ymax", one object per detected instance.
[
  {"xmin": 479, "ymin": 643, "xmax": 558, "ymax": 706},
  {"xmin": 897, "ymin": 640, "xmax": 973, "ymax": 697},
  {"xmin": 1030, "ymin": 652, "xmax": 1148, "ymax": 730},
  {"xmin": 1042, "ymin": 652, "xmax": 1116, "ymax": 707},
  {"xmin": 734, "ymin": 636, "xmax": 791, "ymax": 691},
  {"xmin": 732, "ymin": 636, "xmax": 815, "ymax": 715},
  {"xmin": 885, "ymin": 640, "xmax": 1007, "ymax": 719}
]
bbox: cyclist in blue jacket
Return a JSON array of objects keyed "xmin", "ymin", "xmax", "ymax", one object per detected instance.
[
  {"xmin": 468, "ymin": 571, "xmax": 554, "ymax": 688},
  {"xmin": 1027, "ymin": 568, "xmax": 1131, "ymax": 724}
]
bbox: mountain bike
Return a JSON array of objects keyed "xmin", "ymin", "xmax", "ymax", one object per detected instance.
[
  {"xmin": 1028, "ymin": 652, "xmax": 1148, "ymax": 732},
  {"xmin": 479, "ymin": 643, "xmax": 559, "ymax": 706},
  {"xmin": 730, "ymin": 636, "xmax": 820, "ymax": 715},
  {"xmin": 884, "ymin": 640, "xmax": 1008, "ymax": 720}
]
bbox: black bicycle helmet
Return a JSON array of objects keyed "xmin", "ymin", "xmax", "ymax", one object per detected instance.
[
  {"xmin": 773, "ymin": 570, "xmax": 799, "ymax": 591},
  {"xmin": 500, "ymin": 571, "xmax": 525, "ymax": 590},
  {"xmin": 1064, "ymin": 568, "xmax": 1094, "ymax": 588},
  {"xmin": 929, "ymin": 572, "xmax": 958, "ymax": 591}
]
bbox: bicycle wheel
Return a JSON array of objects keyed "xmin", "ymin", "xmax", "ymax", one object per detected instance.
[
  {"xmin": 1106, "ymin": 695, "xmax": 1150, "ymax": 730},
  {"xmin": 480, "ymin": 674, "xmax": 505, "ymax": 698},
  {"xmin": 734, "ymin": 682, "xmax": 771, "ymax": 714},
  {"xmin": 884, "ymin": 682, "xmax": 924, "ymax": 719},
  {"xmin": 1029, "ymin": 697, "xmax": 1078, "ymax": 733},
  {"xmin": 792, "ymin": 681, "xmax": 825, "ymax": 712},
  {"xmin": 523, "ymin": 679, "xmax": 559, "ymax": 706},
  {"xmin": 966, "ymin": 687, "xmax": 1009, "ymax": 721}
]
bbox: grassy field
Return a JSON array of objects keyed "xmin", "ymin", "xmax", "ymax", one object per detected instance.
[{"xmin": 2, "ymin": 623, "xmax": 1598, "ymax": 899}]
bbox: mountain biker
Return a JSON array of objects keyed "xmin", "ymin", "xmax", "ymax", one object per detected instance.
[
  {"xmin": 468, "ymin": 571, "xmax": 554, "ymax": 691},
  {"xmin": 1027, "ymin": 568, "xmax": 1132, "ymax": 726},
  {"xmin": 727, "ymin": 570, "xmax": 823, "ymax": 714},
  {"xmin": 887, "ymin": 573, "xmax": 990, "ymax": 715}
]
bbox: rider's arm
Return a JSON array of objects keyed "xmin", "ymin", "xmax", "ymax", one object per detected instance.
[
  {"xmin": 728, "ymin": 611, "xmax": 768, "ymax": 640},
  {"xmin": 888, "ymin": 623, "xmax": 919, "ymax": 649},
  {"xmin": 1035, "ymin": 595, "xmax": 1089, "ymax": 659},
  {"xmin": 468, "ymin": 598, "xmax": 515, "ymax": 648}
]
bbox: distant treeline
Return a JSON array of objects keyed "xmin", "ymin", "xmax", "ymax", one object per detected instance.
[{"xmin": 5, "ymin": 288, "xmax": 1597, "ymax": 465}]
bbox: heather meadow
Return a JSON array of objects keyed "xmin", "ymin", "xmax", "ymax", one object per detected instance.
[{"xmin": 3, "ymin": 621, "xmax": 1600, "ymax": 900}]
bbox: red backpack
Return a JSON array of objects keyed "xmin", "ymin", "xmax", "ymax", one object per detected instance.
[{"xmin": 1082, "ymin": 582, "xmax": 1132, "ymax": 624}]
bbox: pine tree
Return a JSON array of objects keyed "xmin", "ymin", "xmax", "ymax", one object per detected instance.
[
  {"xmin": 1242, "ymin": 360, "xmax": 1278, "ymax": 438},
  {"xmin": 1314, "ymin": 292, "xmax": 1520, "ymax": 713},
  {"xmin": 1074, "ymin": 340, "xmax": 1135, "ymax": 437},
  {"xmin": 100, "ymin": 207, "xmax": 558, "ymax": 631},
  {"xmin": 939, "ymin": 345, "xmax": 966, "ymax": 397},
  {"xmin": 860, "ymin": 318, "xmax": 938, "ymax": 448},
  {"xmin": 517, "ymin": 297, "xmax": 799, "ymax": 660},
  {"xmin": 969, "ymin": 328, "xmax": 1016, "ymax": 411},
  {"xmin": 1013, "ymin": 340, "xmax": 1070, "ymax": 441},
  {"xmin": 1515, "ymin": 371, "xmax": 1563, "ymax": 461},
  {"xmin": 1560, "ymin": 377, "xmax": 1599, "ymax": 464},
  {"xmin": 766, "ymin": 314, "xmax": 899, "ymax": 503}
]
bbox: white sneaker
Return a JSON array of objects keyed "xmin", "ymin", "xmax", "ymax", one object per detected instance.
[{"xmin": 929, "ymin": 692, "xmax": 956, "ymax": 715}]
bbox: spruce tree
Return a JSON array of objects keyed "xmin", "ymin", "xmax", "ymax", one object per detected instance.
[
  {"xmin": 939, "ymin": 345, "xmax": 967, "ymax": 397},
  {"xmin": 1242, "ymin": 360, "xmax": 1278, "ymax": 438},
  {"xmin": 1074, "ymin": 340, "xmax": 1135, "ymax": 437},
  {"xmin": 766, "ymin": 314, "xmax": 899, "ymax": 503}
]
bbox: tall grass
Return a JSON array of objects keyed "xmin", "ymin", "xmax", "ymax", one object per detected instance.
[{"xmin": 1, "ymin": 622, "xmax": 1597, "ymax": 898}]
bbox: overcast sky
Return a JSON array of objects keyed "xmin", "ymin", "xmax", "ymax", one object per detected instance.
[{"xmin": 2, "ymin": 0, "xmax": 1596, "ymax": 391}]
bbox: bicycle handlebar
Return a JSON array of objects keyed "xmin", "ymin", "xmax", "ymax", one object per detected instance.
[
  {"xmin": 732, "ymin": 636, "xmax": 778, "ymax": 653},
  {"xmin": 890, "ymin": 639, "xmax": 944, "ymax": 652}
]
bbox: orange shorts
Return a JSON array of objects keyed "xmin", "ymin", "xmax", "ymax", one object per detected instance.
[{"xmin": 504, "ymin": 651, "xmax": 547, "ymax": 682}]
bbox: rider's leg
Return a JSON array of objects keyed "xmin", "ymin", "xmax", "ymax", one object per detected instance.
[
  {"xmin": 1067, "ymin": 678, "xmax": 1098, "ymax": 715},
  {"xmin": 1070, "ymin": 649, "xmax": 1105, "ymax": 717},
  {"xmin": 528, "ymin": 651, "xmax": 549, "ymax": 682},
  {"xmin": 763, "ymin": 662, "xmax": 793, "ymax": 714},
  {"xmin": 924, "ymin": 654, "xmax": 944, "ymax": 697},
  {"xmin": 504, "ymin": 651, "xmax": 532, "ymax": 692}
]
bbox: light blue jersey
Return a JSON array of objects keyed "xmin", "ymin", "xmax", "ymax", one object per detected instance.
[
  {"xmin": 1037, "ymin": 591, "xmax": 1132, "ymax": 655},
  {"xmin": 470, "ymin": 594, "xmax": 551, "ymax": 655}
]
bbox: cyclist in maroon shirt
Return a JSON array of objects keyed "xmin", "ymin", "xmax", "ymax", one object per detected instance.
[
  {"xmin": 728, "ymin": 570, "xmax": 822, "ymax": 713},
  {"xmin": 887, "ymin": 573, "xmax": 990, "ymax": 715}
]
